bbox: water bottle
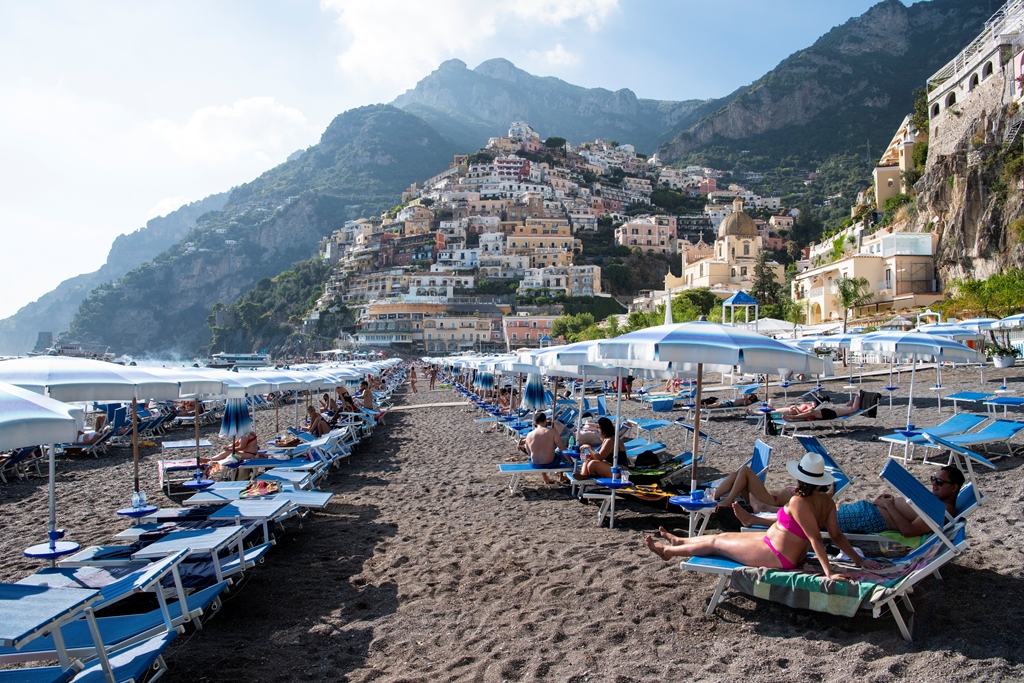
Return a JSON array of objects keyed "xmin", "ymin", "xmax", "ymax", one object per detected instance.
[
  {"xmin": 621, "ymin": 468, "xmax": 629, "ymax": 484},
  {"xmin": 139, "ymin": 490, "xmax": 147, "ymax": 507},
  {"xmin": 130, "ymin": 491, "xmax": 141, "ymax": 509},
  {"xmin": 568, "ymin": 435, "xmax": 576, "ymax": 450}
]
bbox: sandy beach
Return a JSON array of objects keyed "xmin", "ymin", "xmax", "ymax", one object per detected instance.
[{"xmin": 2, "ymin": 363, "xmax": 1023, "ymax": 682}]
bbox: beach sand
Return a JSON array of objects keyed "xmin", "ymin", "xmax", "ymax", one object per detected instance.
[{"xmin": 1, "ymin": 364, "xmax": 1023, "ymax": 682}]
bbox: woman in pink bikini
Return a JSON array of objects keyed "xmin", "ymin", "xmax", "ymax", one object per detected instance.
[{"xmin": 645, "ymin": 453, "xmax": 883, "ymax": 578}]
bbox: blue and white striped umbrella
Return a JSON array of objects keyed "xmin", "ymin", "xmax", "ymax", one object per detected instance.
[
  {"xmin": 852, "ymin": 330, "xmax": 985, "ymax": 427},
  {"xmin": 993, "ymin": 312, "xmax": 1024, "ymax": 330},
  {"xmin": 220, "ymin": 397, "xmax": 253, "ymax": 439},
  {"xmin": 590, "ymin": 320, "xmax": 824, "ymax": 524},
  {"xmin": 915, "ymin": 323, "xmax": 983, "ymax": 342},
  {"xmin": 522, "ymin": 373, "xmax": 547, "ymax": 412},
  {"xmin": 478, "ymin": 371, "xmax": 495, "ymax": 392},
  {"xmin": 957, "ymin": 318, "xmax": 999, "ymax": 333}
]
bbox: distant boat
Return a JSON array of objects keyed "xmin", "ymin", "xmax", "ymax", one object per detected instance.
[
  {"xmin": 207, "ymin": 352, "xmax": 271, "ymax": 369},
  {"xmin": 27, "ymin": 341, "xmax": 116, "ymax": 362}
]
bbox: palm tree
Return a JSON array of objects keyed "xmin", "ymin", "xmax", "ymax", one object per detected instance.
[{"xmin": 832, "ymin": 275, "xmax": 874, "ymax": 333}]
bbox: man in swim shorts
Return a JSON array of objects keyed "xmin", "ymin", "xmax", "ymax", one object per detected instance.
[{"xmin": 520, "ymin": 410, "xmax": 566, "ymax": 484}]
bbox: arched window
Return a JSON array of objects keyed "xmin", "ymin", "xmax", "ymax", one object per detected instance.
[
  {"xmin": 945, "ymin": 92, "xmax": 956, "ymax": 108},
  {"xmin": 888, "ymin": 178, "xmax": 895, "ymax": 187},
  {"xmin": 969, "ymin": 73, "xmax": 979, "ymax": 91},
  {"xmin": 743, "ymin": 243, "xmax": 750, "ymax": 256},
  {"xmin": 982, "ymin": 61, "xmax": 994, "ymax": 79},
  {"xmin": 730, "ymin": 268, "xmax": 736, "ymax": 277},
  {"xmin": 931, "ymin": 103, "xmax": 940, "ymax": 117},
  {"xmin": 741, "ymin": 267, "xmax": 748, "ymax": 276}
]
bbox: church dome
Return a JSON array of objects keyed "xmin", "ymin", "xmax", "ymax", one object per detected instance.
[{"xmin": 718, "ymin": 198, "xmax": 758, "ymax": 238}]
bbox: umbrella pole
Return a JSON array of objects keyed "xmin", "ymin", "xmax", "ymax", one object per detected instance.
[
  {"xmin": 577, "ymin": 368, "xmax": 586, "ymax": 443},
  {"xmin": 48, "ymin": 443, "xmax": 56, "ymax": 549},
  {"xmin": 132, "ymin": 397, "xmax": 140, "ymax": 493},
  {"xmin": 275, "ymin": 396, "xmax": 280, "ymax": 434},
  {"xmin": 689, "ymin": 364, "xmax": 704, "ymax": 538},
  {"xmin": 612, "ymin": 374, "xmax": 622, "ymax": 471},
  {"xmin": 906, "ymin": 355, "xmax": 918, "ymax": 428},
  {"xmin": 195, "ymin": 399, "xmax": 201, "ymax": 469}
]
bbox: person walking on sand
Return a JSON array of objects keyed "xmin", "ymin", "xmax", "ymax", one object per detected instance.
[
  {"xmin": 409, "ymin": 365, "xmax": 418, "ymax": 393},
  {"xmin": 429, "ymin": 365, "xmax": 438, "ymax": 391}
]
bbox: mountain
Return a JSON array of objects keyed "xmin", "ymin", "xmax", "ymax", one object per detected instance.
[
  {"xmin": 658, "ymin": 0, "xmax": 995, "ymax": 168},
  {"xmin": 0, "ymin": 193, "xmax": 228, "ymax": 355},
  {"xmin": 393, "ymin": 58, "xmax": 725, "ymax": 153},
  {"xmin": 63, "ymin": 105, "xmax": 459, "ymax": 356}
]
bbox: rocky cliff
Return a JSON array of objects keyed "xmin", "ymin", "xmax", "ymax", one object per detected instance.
[
  {"xmin": 0, "ymin": 193, "xmax": 228, "ymax": 355},
  {"xmin": 64, "ymin": 105, "xmax": 458, "ymax": 356},
  {"xmin": 658, "ymin": 0, "xmax": 994, "ymax": 167},
  {"xmin": 393, "ymin": 58, "xmax": 722, "ymax": 153},
  {"xmin": 913, "ymin": 78, "xmax": 1024, "ymax": 283}
]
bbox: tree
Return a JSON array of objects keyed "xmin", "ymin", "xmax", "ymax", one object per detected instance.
[
  {"xmin": 543, "ymin": 137, "xmax": 567, "ymax": 155},
  {"xmin": 832, "ymin": 275, "xmax": 874, "ymax": 332},
  {"xmin": 551, "ymin": 313, "xmax": 596, "ymax": 343},
  {"xmin": 750, "ymin": 251, "xmax": 783, "ymax": 307}
]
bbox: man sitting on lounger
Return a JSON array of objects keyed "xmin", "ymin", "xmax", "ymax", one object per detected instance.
[
  {"xmin": 701, "ymin": 394, "xmax": 758, "ymax": 410},
  {"xmin": 519, "ymin": 410, "xmax": 566, "ymax": 484},
  {"xmin": 733, "ymin": 465, "xmax": 965, "ymax": 537},
  {"xmin": 782, "ymin": 395, "xmax": 860, "ymax": 422}
]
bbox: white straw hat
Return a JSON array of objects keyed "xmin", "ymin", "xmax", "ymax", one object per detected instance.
[{"xmin": 785, "ymin": 452, "xmax": 834, "ymax": 486}]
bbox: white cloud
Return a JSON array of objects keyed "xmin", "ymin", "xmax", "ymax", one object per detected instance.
[
  {"xmin": 148, "ymin": 97, "xmax": 318, "ymax": 166},
  {"xmin": 536, "ymin": 44, "xmax": 581, "ymax": 67},
  {"xmin": 146, "ymin": 196, "xmax": 192, "ymax": 221},
  {"xmin": 319, "ymin": 0, "xmax": 617, "ymax": 100}
]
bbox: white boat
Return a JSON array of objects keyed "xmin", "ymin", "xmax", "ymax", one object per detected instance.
[{"xmin": 207, "ymin": 352, "xmax": 272, "ymax": 369}]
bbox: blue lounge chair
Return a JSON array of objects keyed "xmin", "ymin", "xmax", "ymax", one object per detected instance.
[
  {"xmin": 942, "ymin": 391, "xmax": 994, "ymax": 414},
  {"xmin": 880, "ymin": 413, "xmax": 988, "ymax": 464},
  {"xmin": 920, "ymin": 433, "xmax": 996, "ymax": 503},
  {"xmin": 72, "ymin": 630, "xmax": 178, "ymax": 683},
  {"xmin": 920, "ymin": 419, "xmax": 1024, "ymax": 459},
  {"xmin": 0, "ymin": 446, "xmax": 42, "ymax": 483}
]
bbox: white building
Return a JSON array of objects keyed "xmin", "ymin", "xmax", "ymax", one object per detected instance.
[{"xmin": 518, "ymin": 265, "xmax": 601, "ymax": 296}]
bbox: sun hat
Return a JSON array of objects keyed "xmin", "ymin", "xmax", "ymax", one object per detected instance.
[{"xmin": 785, "ymin": 452, "xmax": 835, "ymax": 486}]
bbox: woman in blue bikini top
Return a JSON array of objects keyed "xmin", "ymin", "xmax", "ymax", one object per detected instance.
[{"xmin": 645, "ymin": 452, "xmax": 883, "ymax": 580}]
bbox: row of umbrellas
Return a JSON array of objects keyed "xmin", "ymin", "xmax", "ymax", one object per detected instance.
[
  {"xmin": 444, "ymin": 320, "xmax": 990, "ymax": 536},
  {"xmin": 0, "ymin": 355, "xmax": 402, "ymax": 553}
]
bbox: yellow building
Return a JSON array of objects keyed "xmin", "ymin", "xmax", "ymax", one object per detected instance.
[
  {"xmin": 665, "ymin": 198, "xmax": 784, "ymax": 293},
  {"xmin": 791, "ymin": 228, "xmax": 943, "ymax": 323},
  {"xmin": 873, "ymin": 115, "xmax": 926, "ymax": 208}
]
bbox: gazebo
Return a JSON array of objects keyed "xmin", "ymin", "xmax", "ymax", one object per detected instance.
[{"xmin": 722, "ymin": 291, "xmax": 760, "ymax": 329}]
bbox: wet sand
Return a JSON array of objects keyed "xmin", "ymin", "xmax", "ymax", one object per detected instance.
[{"xmin": 1, "ymin": 364, "xmax": 1023, "ymax": 682}]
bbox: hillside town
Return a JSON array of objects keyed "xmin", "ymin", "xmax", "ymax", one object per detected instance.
[
  {"xmin": 305, "ymin": 106, "xmax": 951, "ymax": 355},
  {"xmin": 306, "ymin": 122, "xmax": 810, "ymax": 354}
]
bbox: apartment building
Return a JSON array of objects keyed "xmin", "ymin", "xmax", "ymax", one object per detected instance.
[{"xmin": 518, "ymin": 264, "xmax": 601, "ymax": 296}]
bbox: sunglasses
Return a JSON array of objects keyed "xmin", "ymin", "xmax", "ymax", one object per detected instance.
[{"xmin": 930, "ymin": 476, "xmax": 952, "ymax": 486}]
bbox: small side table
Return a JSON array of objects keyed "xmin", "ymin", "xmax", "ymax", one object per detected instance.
[{"xmin": 592, "ymin": 478, "xmax": 631, "ymax": 529}]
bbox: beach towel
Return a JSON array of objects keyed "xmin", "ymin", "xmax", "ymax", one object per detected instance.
[
  {"xmin": 240, "ymin": 480, "xmax": 282, "ymax": 498},
  {"xmin": 728, "ymin": 542, "xmax": 945, "ymax": 617}
]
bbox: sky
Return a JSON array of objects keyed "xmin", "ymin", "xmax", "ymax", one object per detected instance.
[{"xmin": 0, "ymin": 0, "xmax": 922, "ymax": 320}]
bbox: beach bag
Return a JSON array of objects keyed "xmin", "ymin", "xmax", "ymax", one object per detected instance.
[{"xmin": 765, "ymin": 419, "xmax": 779, "ymax": 436}]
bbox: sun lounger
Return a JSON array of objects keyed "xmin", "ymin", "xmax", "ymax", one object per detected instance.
[
  {"xmin": 880, "ymin": 413, "xmax": 988, "ymax": 464},
  {"xmin": 983, "ymin": 397, "xmax": 1024, "ymax": 420},
  {"xmin": 918, "ymin": 419, "xmax": 1024, "ymax": 458},
  {"xmin": 0, "ymin": 446, "xmax": 43, "ymax": 483},
  {"xmin": 776, "ymin": 390, "xmax": 880, "ymax": 436},
  {"xmin": 498, "ymin": 461, "xmax": 574, "ymax": 495},
  {"xmin": 4, "ymin": 551, "xmax": 225, "ymax": 665},
  {"xmin": 680, "ymin": 521, "xmax": 967, "ymax": 641},
  {"xmin": 942, "ymin": 391, "xmax": 994, "ymax": 414},
  {"xmin": 72, "ymin": 630, "xmax": 178, "ymax": 683},
  {"xmin": 919, "ymin": 434, "xmax": 996, "ymax": 500}
]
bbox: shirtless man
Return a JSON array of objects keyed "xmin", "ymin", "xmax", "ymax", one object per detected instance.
[
  {"xmin": 358, "ymin": 380, "xmax": 375, "ymax": 411},
  {"xmin": 782, "ymin": 395, "xmax": 860, "ymax": 422},
  {"xmin": 519, "ymin": 411, "xmax": 566, "ymax": 484},
  {"xmin": 733, "ymin": 465, "xmax": 965, "ymax": 537}
]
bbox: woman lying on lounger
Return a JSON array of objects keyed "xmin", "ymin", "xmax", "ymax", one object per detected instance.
[
  {"xmin": 646, "ymin": 453, "xmax": 883, "ymax": 579},
  {"xmin": 206, "ymin": 431, "xmax": 260, "ymax": 478},
  {"xmin": 782, "ymin": 395, "xmax": 860, "ymax": 422},
  {"xmin": 701, "ymin": 394, "xmax": 758, "ymax": 410}
]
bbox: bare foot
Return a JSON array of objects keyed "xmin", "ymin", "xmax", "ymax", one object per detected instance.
[
  {"xmin": 731, "ymin": 502, "xmax": 760, "ymax": 527},
  {"xmin": 645, "ymin": 535, "xmax": 670, "ymax": 561},
  {"xmin": 658, "ymin": 526, "xmax": 684, "ymax": 545},
  {"xmin": 542, "ymin": 474, "xmax": 553, "ymax": 484}
]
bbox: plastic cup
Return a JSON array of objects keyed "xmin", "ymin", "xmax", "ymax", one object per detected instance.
[{"xmin": 704, "ymin": 488, "xmax": 715, "ymax": 501}]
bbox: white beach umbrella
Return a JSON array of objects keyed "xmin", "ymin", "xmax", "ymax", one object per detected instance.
[
  {"xmin": 851, "ymin": 330, "xmax": 985, "ymax": 429},
  {"xmin": 0, "ymin": 356, "xmax": 182, "ymax": 494},
  {"xmin": 0, "ymin": 381, "xmax": 82, "ymax": 555},
  {"xmin": 589, "ymin": 320, "xmax": 823, "ymax": 535}
]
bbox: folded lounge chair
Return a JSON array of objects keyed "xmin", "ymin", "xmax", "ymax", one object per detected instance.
[{"xmin": 918, "ymin": 419, "xmax": 1024, "ymax": 459}]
